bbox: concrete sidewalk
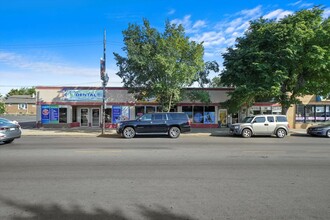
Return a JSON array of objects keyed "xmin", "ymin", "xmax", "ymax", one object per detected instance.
[{"xmin": 21, "ymin": 127, "xmax": 307, "ymax": 137}]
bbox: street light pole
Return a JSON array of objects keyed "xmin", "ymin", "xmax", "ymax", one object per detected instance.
[{"xmin": 101, "ymin": 30, "xmax": 109, "ymax": 135}]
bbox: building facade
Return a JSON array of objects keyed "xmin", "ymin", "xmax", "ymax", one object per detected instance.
[
  {"xmin": 36, "ymin": 86, "xmax": 235, "ymax": 128},
  {"xmin": 4, "ymin": 95, "xmax": 36, "ymax": 115},
  {"xmin": 36, "ymin": 86, "xmax": 330, "ymax": 129}
]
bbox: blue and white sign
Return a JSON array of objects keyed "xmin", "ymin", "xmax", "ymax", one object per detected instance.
[
  {"xmin": 112, "ymin": 106, "xmax": 122, "ymax": 123},
  {"xmin": 60, "ymin": 90, "xmax": 103, "ymax": 101},
  {"xmin": 41, "ymin": 105, "xmax": 59, "ymax": 124}
]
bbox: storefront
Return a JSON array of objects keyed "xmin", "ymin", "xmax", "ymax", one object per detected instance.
[
  {"xmin": 36, "ymin": 86, "xmax": 234, "ymax": 128},
  {"xmin": 36, "ymin": 86, "xmax": 328, "ymax": 129}
]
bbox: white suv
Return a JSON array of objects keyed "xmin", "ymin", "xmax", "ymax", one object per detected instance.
[{"xmin": 230, "ymin": 115, "xmax": 289, "ymax": 138}]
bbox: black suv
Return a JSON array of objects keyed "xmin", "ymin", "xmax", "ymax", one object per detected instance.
[{"xmin": 116, "ymin": 112, "xmax": 191, "ymax": 138}]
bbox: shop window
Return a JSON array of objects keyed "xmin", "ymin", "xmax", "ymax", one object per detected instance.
[
  {"xmin": 182, "ymin": 106, "xmax": 193, "ymax": 121},
  {"xmin": 59, "ymin": 108, "xmax": 67, "ymax": 123},
  {"xmin": 193, "ymin": 106, "xmax": 204, "ymax": 123},
  {"xmin": 135, "ymin": 106, "xmax": 145, "ymax": 118},
  {"xmin": 146, "ymin": 106, "xmax": 156, "ymax": 113},
  {"xmin": 105, "ymin": 108, "xmax": 112, "ymax": 123},
  {"xmin": 295, "ymin": 105, "xmax": 305, "ymax": 123},
  {"xmin": 305, "ymin": 105, "xmax": 315, "ymax": 122},
  {"xmin": 204, "ymin": 106, "xmax": 215, "ymax": 124},
  {"xmin": 315, "ymin": 105, "xmax": 326, "ymax": 122}
]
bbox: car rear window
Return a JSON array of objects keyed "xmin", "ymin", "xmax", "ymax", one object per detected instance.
[
  {"xmin": 167, "ymin": 113, "xmax": 188, "ymax": 120},
  {"xmin": 152, "ymin": 114, "xmax": 166, "ymax": 120},
  {"xmin": 276, "ymin": 116, "xmax": 288, "ymax": 122},
  {"xmin": 267, "ymin": 116, "xmax": 275, "ymax": 122}
]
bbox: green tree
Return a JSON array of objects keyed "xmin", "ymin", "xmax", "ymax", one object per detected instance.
[
  {"xmin": 0, "ymin": 94, "xmax": 5, "ymax": 114},
  {"xmin": 6, "ymin": 87, "xmax": 36, "ymax": 98},
  {"xmin": 114, "ymin": 19, "xmax": 204, "ymax": 112},
  {"xmin": 220, "ymin": 7, "xmax": 330, "ymax": 114}
]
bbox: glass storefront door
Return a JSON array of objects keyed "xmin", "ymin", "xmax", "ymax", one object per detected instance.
[
  {"xmin": 80, "ymin": 108, "xmax": 89, "ymax": 127},
  {"xmin": 92, "ymin": 108, "xmax": 100, "ymax": 127}
]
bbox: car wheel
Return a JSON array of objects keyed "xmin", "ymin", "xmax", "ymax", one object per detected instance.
[
  {"xmin": 3, "ymin": 139, "xmax": 14, "ymax": 144},
  {"xmin": 326, "ymin": 130, "xmax": 330, "ymax": 138},
  {"xmin": 122, "ymin": 127, "xmax": 135, "ymax": 139},
  {"xmin": 276, "ymin": 128, "xmax": 286, "ymax": 138},
  {"xmin": 168, "ymin": 126, "xmax": 181, "ymax": 138},
  {"xmin": 242, "ymin": 128, "xmax": 252, "ymax": 138}
]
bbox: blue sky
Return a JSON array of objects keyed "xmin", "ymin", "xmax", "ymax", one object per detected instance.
[{"xmin": 0, "ymin": 0, "xmax": 329, "ymax": 95}]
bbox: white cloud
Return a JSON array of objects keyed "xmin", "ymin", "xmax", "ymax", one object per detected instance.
[
  {"xmin": 299, "ymin": 3, "xmax": 314, "ymax": 8},
  {"xmin": 193, "ymin": 20, "xmax": 206, "ymax": 29},
  {"xmin": 288, "ymin": 1, "xmax": 302, "ymax": 6},
  {"xmin": 168, "ymin": 9, "xmax": 175, "ymax": 15},
  {"xmin": 264, "ymin": 9, "xmax": 293, "ymax": 20},
  {"xmin": 0, "ymin": 51, "xmax": 98, "ymax": 78},
  {"xmin": 171, "ymin": 15, "xmax": 192, "ymax": 28},
  {"xmin": 239, "ymin": 5, "xmax": 263, "ymax": 17},
  {"xmin": 323, "ymin": 8, "xmax": 330, "ymax": 18}
]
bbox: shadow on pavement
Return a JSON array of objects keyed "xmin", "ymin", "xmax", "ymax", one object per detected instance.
[{"xmin": 0, "ymin": 196, "xmax": 196, "ymax": 220}]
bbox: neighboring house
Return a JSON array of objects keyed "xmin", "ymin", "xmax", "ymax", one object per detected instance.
[{"xmin": 4, "ymin": 95, "xmax": 36, "ymax": 115}]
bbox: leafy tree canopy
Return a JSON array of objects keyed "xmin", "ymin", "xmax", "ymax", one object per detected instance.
[
  {"xmin": 220, "ymin": 7, "xmax": 330, "ymax": 114},
  {"xmin": 0, "ymin": 94, "xmax": 5, "ymax": 114},
  {"xmin": 6, "ymin": 87, "xmax": 36, "ymax": 98},
  {"xmin": 114, "ymin": 19, "xmax": 205, "ymax": 111}
]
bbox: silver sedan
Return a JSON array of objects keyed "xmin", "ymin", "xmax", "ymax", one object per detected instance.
[{"xmin": 0, "ymin": 118, "xmax": 22, "ymax": 144}]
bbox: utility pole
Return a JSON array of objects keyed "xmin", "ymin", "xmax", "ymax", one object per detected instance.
[{"xmin": 100, "ymin": 29, "xmax": 109, "ymax": 135}]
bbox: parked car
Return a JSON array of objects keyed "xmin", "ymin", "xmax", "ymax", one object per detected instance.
[
  {"xmin": 116, "ymin": 112, "xmax": 191, "ymax": 138},
  {"xmin": 307, "ymin": 124, "xmax": 330, "ymax": 138},
  {"xmin": 0, "ymin": 117, "xmax": 22, "ymax": 144},
  {"xmin": 229, "ymin": 115, "xmax": 289, "ymax": 138}
]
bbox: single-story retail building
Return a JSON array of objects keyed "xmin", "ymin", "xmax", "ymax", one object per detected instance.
[{"xmin": 35, "ymin": 86, "xmax": 330, "ymax": 129}]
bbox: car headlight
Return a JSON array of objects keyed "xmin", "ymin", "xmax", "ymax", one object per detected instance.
[
  {"xmin": 234, "ymin": 125, "xmax": 240, "ymax": 130},
  {"xmin": 117, "ymin": 122, "xmax": 122, "ymax": 127}
]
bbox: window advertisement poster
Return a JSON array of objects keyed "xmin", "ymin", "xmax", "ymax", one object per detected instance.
[
  {"xmin": 112, "ymin": 106, "xmax": 130, "ymax": 123},
  {"xmin": 204, "ymin": 112, "xmax": 215, "ymax": 124},
  {"xmin": 41, "ymin": 105, "xmax": 59, "ymax": 124},
  {"xmin": 112, "ymin": 106, "xmax": 122, "ymax": 123},
  {"xmin": 193, "ymin": 112, "xmax": 204, "ymax": 123},
  {"xmin": 121, "ymin": 106, "xmax": 130, "ymax": 121}
]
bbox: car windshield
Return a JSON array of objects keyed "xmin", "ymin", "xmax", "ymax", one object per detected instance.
[{"xmin": 242, "ymin": 116, "xmax": 254, "ymax": 123}]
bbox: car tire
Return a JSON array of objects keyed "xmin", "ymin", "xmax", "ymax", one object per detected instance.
[
  {"xmin": 3, "ymin": 139, "xmax": 14, "ymax": 144},
  {"xmin": 276, "ymin": 128, "xmax": 286, "ymax": 138},
  {"xmin": 122, "ymin": 127, "xmax": 135, "ymax": 139},
  {"xmin": 168, "ymin": 126, "xmax": 181, "ymax": 138},
  {"xmin": 242, "ymin": 128, "xmax": 252, "ymax": 138},
  {"xmin": 326, "ymin": 130, "xmax": 330, "ymax": 138}
]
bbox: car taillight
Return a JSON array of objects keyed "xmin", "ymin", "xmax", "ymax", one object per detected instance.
[{"xmin": 288, "ymin": 124, "xmax": 290, "ymax": 129}]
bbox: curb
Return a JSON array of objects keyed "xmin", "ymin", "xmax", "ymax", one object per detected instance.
[{"xmin": 21, "ymin": 129, "xmax": 307, "ymax": 137}]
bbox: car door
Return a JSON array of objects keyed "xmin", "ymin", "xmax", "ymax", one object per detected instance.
[
  {"xmin": 266, "ymin": 116, "xmax": 276, "ymax": 134},
  {"xmin": 150, "ymin": 113, "xmax": 167, "ymax": 133},
  {"xmin": 135, "ymin": 114, "xmax": 152, "ymax": 133},
  {"xmin": 251, "ymin": 116, "xmax": 268, "ymax": 135}
]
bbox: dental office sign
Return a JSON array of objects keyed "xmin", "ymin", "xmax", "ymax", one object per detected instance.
[{"xmin": 60, "ymin": 90, "xmax": 103, "ymax": 101}]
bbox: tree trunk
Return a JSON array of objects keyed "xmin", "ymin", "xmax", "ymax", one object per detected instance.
[{"xmin": 167, "ymin": 93, "xmax": 172, "ymax": 112}]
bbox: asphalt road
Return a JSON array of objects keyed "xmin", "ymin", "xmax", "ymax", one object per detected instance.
[{"xmin": 0, "ymin": 136, "xmax": 329, "ymax": 220}]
